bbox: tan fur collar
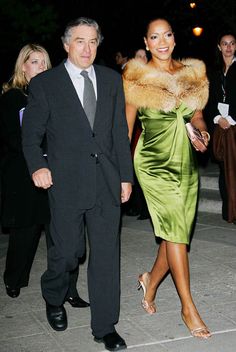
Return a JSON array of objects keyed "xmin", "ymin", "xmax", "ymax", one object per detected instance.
[{"xmin": 123, "ymin": 58, "xmax": 209, "ymax": 112}]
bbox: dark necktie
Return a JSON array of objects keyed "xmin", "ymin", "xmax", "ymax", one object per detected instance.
[{"xmin": 80, "ymin": 70, "xmax": 96, "ymax": 129}]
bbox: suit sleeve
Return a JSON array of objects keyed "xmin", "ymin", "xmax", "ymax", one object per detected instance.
[
  {"xmin": 112, "ymin": 74, "xmax": 134, "ymax": 183},
  {"xmin": 22, "ymin": 77, "xmax": 49, "ymax": 175}
]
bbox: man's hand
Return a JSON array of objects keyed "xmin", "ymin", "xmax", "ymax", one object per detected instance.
[
  {"xmin": 121, "ymin": 182, "xmax": 132, "ymax": 203},
  {"xmin": 32, "ymin": 168, "xmax": 53, "ymax": 189}
]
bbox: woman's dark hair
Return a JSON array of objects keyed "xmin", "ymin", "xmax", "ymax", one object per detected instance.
[{"xmin": 144, "ymin": 17, "xmax": 173, "ymax": 37}]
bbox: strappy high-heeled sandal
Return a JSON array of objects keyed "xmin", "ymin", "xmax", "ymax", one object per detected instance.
[
  {"xmin": 181, "ymin": 313, "xmax": 211, "ymax": 339},
  {"xmin": 137, "ymin": 272, "xmax": 156, "ymax": 315},
  {"xmin": 190, "ymin": 326, "xmax": 211, "ymax": 339}
]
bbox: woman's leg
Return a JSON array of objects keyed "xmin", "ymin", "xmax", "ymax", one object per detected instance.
[
  {"xmin": 4, "ymin": 225, "xmax": 41, "ymax": 289},
  {"xmin": 143, "ymin": 240, "xmax": 210, "ymax": 338},
  {"xmin": 143, "ymin": 240, "xmax": 169, "ymax": 303},
  {"xmin": 166, "ymin": 242, "xmax": 210, "ymax": 338}
]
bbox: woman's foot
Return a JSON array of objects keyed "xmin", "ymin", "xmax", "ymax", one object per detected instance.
[
  {"xmin": 138, "ymin": 272, "xmax": 156, "ymax": 314},
  {"xmin": 181, "ymin": 309, "xmax": 211, "ymax": 339}
]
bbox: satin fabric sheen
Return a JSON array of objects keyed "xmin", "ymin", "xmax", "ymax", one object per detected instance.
[{"xmin": 134, "ymin": 103, "xmax": 198, "ymax": 244}]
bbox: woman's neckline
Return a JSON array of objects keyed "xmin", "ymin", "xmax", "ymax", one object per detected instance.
[{"xmin": 147, "ymin": 59, "xmax": 184, "ymax": 75}]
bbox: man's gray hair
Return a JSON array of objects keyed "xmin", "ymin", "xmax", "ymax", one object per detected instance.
[{"xmin": 61, "ymin": 17, "xmax": 104, "ymax": 45}]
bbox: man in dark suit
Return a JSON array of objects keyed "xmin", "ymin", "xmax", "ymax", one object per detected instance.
[{"xmin": 22, "ymin": 17, "xmax": 133, "ymax": 351}]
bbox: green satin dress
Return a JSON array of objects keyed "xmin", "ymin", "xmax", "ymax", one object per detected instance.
[{"xmin": 134, "ymin": 102, "xmax": 198, "ymax": 244}]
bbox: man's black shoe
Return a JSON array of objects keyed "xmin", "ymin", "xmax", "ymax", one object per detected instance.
[
  {"xmin": 46, "ymin": 303, "xmax": 68, "ymax": 331},
  {"xmin": 94, "ymin": 331, "xmax": 127, "ymax": 351},
  {"xmin": 66, "ymin": 296, "xmax": 90, "ymax": 308},
  {"xmin": 5, "ymin": 286, "xmax": 20, "ymax": 298}
]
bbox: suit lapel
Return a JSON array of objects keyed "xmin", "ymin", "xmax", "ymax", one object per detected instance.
[
  {"xmin": 55, "ymin": 63, "xmax": 111, "ymax": 132},
  {"xmin": 56, "ymin": 63, "xmax": 92, "ymax": 129},
  {"xmin": 56, "ymin": 63, "xmax": 83, "ymax": 108},
  {"xmin": 93, "ymin": 65, "xmax": 110, "ymax": 131}
]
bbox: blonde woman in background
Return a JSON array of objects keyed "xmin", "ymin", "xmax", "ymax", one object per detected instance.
[{"xmin": 0, "ymin": 44, "xmax": 51, "ymax": 298}]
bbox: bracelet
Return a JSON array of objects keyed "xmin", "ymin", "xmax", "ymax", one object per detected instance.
[{"xmin": 201, "ymin": 131, "xmax": 210, "ymax": 142}]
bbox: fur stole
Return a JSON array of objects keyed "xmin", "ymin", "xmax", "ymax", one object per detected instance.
[{"xmin": 122, "ymin": 58, "xmax": 209, "ymax": 112}]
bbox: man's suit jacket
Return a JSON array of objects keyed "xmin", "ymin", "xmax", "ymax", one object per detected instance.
[{"xmin": 22, "ymin": 62, "xmax": 133, "ymax": 209}]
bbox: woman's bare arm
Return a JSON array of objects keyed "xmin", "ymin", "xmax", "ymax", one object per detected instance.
[{"xmin": 125, "ymin": 103, "xmax": 138, "ymax": 141}]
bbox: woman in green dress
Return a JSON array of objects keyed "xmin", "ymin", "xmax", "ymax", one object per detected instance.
[{"xmin": 123, "ymin": 18, "xmax": 211, "ymax": 339}]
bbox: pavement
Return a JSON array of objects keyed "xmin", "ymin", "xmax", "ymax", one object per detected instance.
[{"xmin": 1, "ymin": 211, "xmax": 236, "ymax": 352}]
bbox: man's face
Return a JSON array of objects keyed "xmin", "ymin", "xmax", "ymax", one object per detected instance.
[{"xmin": 64, "ymin": 24, "xmax": 98, "ymax": 69}]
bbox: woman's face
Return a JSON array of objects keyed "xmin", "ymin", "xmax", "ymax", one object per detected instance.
[
  {"xmin": 22, "ymin": 51, "xmax": 47, "ymax": 82},
  {"xmin": 144, "ymin": 19, "xmax": 175, "ymax": 61},
  {"xmin": 218, "ymin": 35, "xmax": 236, "ymax": 59}
]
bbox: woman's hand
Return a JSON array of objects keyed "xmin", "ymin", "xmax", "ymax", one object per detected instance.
[
  {"xmin": 218, "ymin": 117, "xmax": 231, "ymax": 130},
  {"xmin": 191, "ymin": 137, "xmax": 207, "ymax": 152}
]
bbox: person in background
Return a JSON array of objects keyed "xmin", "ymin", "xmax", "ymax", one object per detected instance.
[
  {"xmin": 134, "ymin": 48, "xmax": 148, "ymax": 64},
  {"xmin": 0, "ymin": 44, "xmax": 89, "ymax": 309},
  {"xmin": 22, "ymin": 17, "xmax": 133, "ymax": 351},
  {"xmin": 123, "ymin": 18, "xmax": 211, "ymax": 339},
  {"xmin": 114, "ymin": 48, "xmax": 129, "ymax": 73},
  {"xmin": 206, "ymin": 31, "xmax": 236, "ymax": 224},
  {"xmin": 0, "ymin": 44, "xmax": 51, "ymax": 298}
]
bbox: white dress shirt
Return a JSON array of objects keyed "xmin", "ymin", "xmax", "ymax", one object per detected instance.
[{"xmin": 64, "ymin": 59, "xmax": 97, "ymax": 105}]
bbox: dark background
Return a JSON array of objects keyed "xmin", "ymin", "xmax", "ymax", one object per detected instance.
[{"xmin": 0, "ymin": 0, "xmax": 236, "ymax": 84}]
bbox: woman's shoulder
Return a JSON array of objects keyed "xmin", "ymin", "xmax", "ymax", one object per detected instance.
[
  {"xmin": 1, "ymin": 87, "xmax": 25, "ymax": 100},
  {"xmin": 123, "ymin": 59, "xmax": 150, "ymax": 80},
  {"xmin": 228, "ymin": 60, "xmax": 236, "ymax": 74},
  {"xmin": 0, "ymin": 88, "xmax": 26, "ymax": 112},
  {"xmin": 179, "ymin": 58, "xmax": 207, "ymax": 76}
]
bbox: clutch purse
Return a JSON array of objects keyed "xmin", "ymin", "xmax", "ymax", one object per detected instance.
[{"xmin": 185, "ymin": 122, "xmax": 207, "ymax": 153}]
